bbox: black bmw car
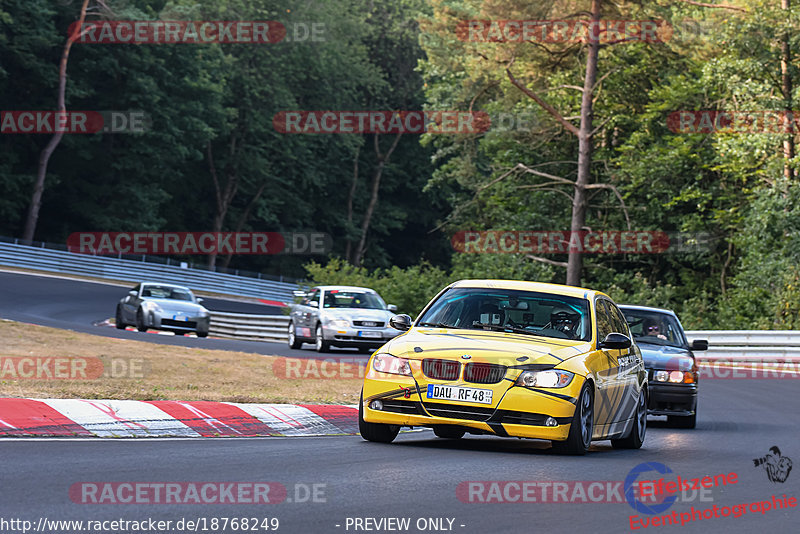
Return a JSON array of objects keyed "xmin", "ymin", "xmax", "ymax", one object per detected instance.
[{"xmin": 618, "ymin": 305, "xmax": 708, "ymax": 428}]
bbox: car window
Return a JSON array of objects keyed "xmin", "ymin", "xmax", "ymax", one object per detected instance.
[
  {"xmin": 141, "ymin": 285, "xmax": 193, "ymax": 301},
  {"xmin": 607, "ymin": 301, "xmax": 630, "ymax": 337},
  {"xmin": 306, "ymin": 289, "xmax": 320, "ymax": 307},
  {"xmin": 595, "ymin": 299, "xmax": 615, "ymax": 341},
  {"xmin": 323, "ymin": 290, "xmax": 385, "ymax": 310},
  {"xmin": 621, "ymin": 309, "xmax": 686, "ymax": 348},
  {"xmin": 417, "ymin": 287, "xmax": 592, "ymax": 341}
]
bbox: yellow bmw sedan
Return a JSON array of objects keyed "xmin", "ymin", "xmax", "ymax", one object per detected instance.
[{"xmin": 359, "ymin": 280, "xmax": 647, "ymax": 455}]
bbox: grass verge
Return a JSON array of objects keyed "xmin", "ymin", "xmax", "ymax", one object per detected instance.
[{"xmin": 0, "ymin": 319, "xmax": 363, "ymax": 404}]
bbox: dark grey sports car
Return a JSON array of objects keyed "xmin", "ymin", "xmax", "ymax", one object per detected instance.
[
  {"xmin": 116, "ymin": 282, "xmax": 210, "ymax": 337},
  {"xmin": 618, "ymin": 305, "xmax": 708, "ymax": 428}
]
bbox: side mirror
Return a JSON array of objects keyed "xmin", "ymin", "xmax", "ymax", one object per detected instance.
[
  {"xmin": 128, "ymin": 290, "xmax": 138, "ymax": 297},
  {"xmin": 196, "ymin": 297, "xmax": 204, "ymax": 304},
  {"xmin": 689, "ymin": 339, "xmax": 708, "ymax": 351},
  {"xmin": 389, "ymin": 314, "xmax": 413, "ymax": 331},
  {"xmin": 309, "ymin": 301, "xmax": 319, "ymax": 308},
  {"xmin": 598, "ymin": 332, "xmax": 632, "ymax": 350},
  {"xmin": 387, "ymin": 304, "xmax": 398, "ymax": 312}
]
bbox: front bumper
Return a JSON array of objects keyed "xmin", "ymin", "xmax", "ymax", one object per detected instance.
[
  {"xmin": 149, "ymin": 311, "xmax": 210, "ymax": 333},
  {"xmin": 647, "ymin": 382, "xmax": 697, "ymax": 416},
  {"xmin": 323, "ymin": 325, "xmax": 397, "ymax": 346},
  {"xmin": 362, "ymin": 371, "xmax": 581, "ymax": 441}
]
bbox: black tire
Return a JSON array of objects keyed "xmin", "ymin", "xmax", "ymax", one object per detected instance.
[
  {"xmin": 612, "ymin": 387, "xmax": 648, "ymax": 449},
  {"xmin": 552, "ymin": 381, "xmax": 594, "ymax": 455},
  {"xmin": 433, "ymin": 426, "xmax": 466, "ymax": 439},
  {"xmin": 196, "ymin": 331, "xmax": 208, "ymax": 338},
  {"xmin": 358, "ymin": 393, "xmax": 399, "ymax": 443},
  {"xmin": 287, "ymin": 321, "xmax": 303, "ymax": 349},
  {"xmin": 115, "ymin": 306, "xmax": 126, "ymax": 329},
  {"xmin": 668, "ymin": 412, "xmax": 696, "ymax": 429},
  {"xmin": 315, "ymin": 324, "xmax": 330, "ymax": 353},
  {"xmin": 135, "ymin": 309, "xmax": 148, "ymax": 332}
]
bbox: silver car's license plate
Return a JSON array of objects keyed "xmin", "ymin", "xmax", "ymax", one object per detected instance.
[
  {"xmin": 357, "ymin": 330, "xmax": 381, "ymax": 338},
  {"xmin": 173, "ymin": 315, "xmax": 188, "ymax": 322},
  {"xmin": 426, "ymin": 384, "xmax": 493, "ymax": 404}
]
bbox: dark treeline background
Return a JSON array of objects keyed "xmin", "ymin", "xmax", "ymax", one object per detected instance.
[{"xmin": 1, "ymin": 0, "xmax": 799, "ymax": 329}]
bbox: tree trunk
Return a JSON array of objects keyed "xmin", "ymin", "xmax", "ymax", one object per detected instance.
[
  {"xmin": 220, "ymin": 182, "xmax": 267, "ymax": 270},
  {"xmin": 781, "ymin": 0, "xmax": 795, "ymax": 180},
  {"xmin": 206, "ymin": 139, "xmax": 239, "ymax": 269},
  {"xmin": 345, "ymin": 145, "xmax": 360, "ymax": 263},
  {"xmin": 21, "ymin": 0, "xmax": 91, "ymax": 242},
  {"xmin": 566, "ymin": 0, "xmax": 601, "ymax": 287},
  {"xmin": 353, "ymin": 133, "xmax": 401, "ymax": 266}
]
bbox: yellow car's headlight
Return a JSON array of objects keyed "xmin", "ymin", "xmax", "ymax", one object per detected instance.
[
  {"xmin": 516, "ymin": 369, "xmax": 574, "ymax": 388},
  {"xmin": 371, "ymin": 353, "xmax": 412, "ymax": 376}
]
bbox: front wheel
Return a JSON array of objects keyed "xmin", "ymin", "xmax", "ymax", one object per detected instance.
[
  {"xmin": 359, "ymin": 393, "xmax": 399, "ymax": 443},
  {"xmin": 288, "ymin": 321, "xmax": 302, "ymax": 349},
  {"xmin": 135, "ymin": 309, "xmax": 148, "ymax": 332},
  {"xmin": 552, "ymin": 381, "xmax": 594, "ymax": 455},
  {"xmin": 115, "ymin": 306, "xmax": 126, "ymax": 329},
  {"xmin": 196, "ymin": 331, "xmax": 208, "ymax": 338},
  {"xmin": 315, "ymin": 324, "xmax": 330, "ymax": 353},
  {"xmin": 668, "ymin": 412, "xmax": 696, "ymax": 429},
  {"xmin": 612, "ymin": 387, "xmax": 648, "ymax": 449}
]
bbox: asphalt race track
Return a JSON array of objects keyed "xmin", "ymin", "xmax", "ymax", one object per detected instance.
[
  {"xmin": 1, "ymin": 270, "xmax": 798, "ymax": 533},
  {"xmin": 1, "ymin": 379, "xmax": 798, "ymax": 533},
  {"xmin": 0, "ymin": 270, "xmax": 356, "ymax": 358}
]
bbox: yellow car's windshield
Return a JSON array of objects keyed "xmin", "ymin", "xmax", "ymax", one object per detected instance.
[{"xmin": 417, "ymin": 287, "xmax": 592, "ymax": 341}]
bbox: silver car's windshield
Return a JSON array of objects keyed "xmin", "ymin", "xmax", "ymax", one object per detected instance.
[
  {"xmin": 417, "ymin": 287, "xmax": 592, "ymax": 341},
  {"xmin": 622, "ymin": 309, "xmax": 686, "ymax": 348},
  {"xmin": 323, "ymin": 290, "xmax": 385, "ymax": 310},
  {"xmin": 142, "ymin": 285, "xmax": 194, "ymax": 302}
]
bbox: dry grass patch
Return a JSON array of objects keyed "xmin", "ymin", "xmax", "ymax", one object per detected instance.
[{"xmin": 0, "ymin": 320, "xmax": 362, "ymax": 404}]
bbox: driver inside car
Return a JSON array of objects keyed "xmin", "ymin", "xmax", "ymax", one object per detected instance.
[{"xmin": 550, "ymin": 310, "xmax": 581, "ymax": 339}]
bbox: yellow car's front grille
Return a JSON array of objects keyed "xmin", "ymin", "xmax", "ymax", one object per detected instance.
[
  {"xmin": 463, "ymin": 362, "xmax": 507, "ymax": 384},
  {"xmin": 422, "ymin": 359, "xmax": 461, "ymax": 380}
]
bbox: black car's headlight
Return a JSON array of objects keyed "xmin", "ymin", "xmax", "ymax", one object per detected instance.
[
  {"xmin": 653, "ymin": 370, "xmax": 696, "ymax": 383},
  {"xmin": 516, "ymin": 369, "xmax": 574, "ymax": 388},
  {"xmin": 371, "ymin": 353, "xmax": 412, "ymax": 376}
]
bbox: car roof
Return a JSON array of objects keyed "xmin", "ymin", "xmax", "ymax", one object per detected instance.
[
  {"xmin": 449, "ymin": 279, "xmax": 602, "ymax": 300},
  {"xmin": 618, "ymin": 304, "xmax": 677, "ymax": 316},
  {"xmin": 314, "ymin": 285, "xmax": 377, "ymax": 293}
]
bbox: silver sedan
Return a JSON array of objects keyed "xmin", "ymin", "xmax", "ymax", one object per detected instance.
[
  {"xmin": 116, "ymin": 282, "xmax": 210, "ymax": 337},
  {"xmin": 288, "ymin": 285, "xmax": 400, "ymax": 352}
]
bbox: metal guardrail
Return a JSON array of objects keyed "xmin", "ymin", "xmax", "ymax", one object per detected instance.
[
  {"xmin": 0, "ymin": 241, "xmax": 299, "ymax": 302},
  {"xmin": 685, "ymin": 331, "xmax": 800, "ymax": 361},
  {"xmin": 204, "ymin": 318, "xmax": 800, "ymax": 362},
  {"xmin": 210, "ymin": 312, "xmax": 289, "ymax": 343}
]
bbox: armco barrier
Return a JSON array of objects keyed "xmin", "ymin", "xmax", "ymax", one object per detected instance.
[
  {"xmin": 210, "ymin": 312, "xmax": 290, "ymax": 343},
  {"xmin": 204, "ymin": 318, "xmax": 800, "ymax": 360},
  {"xmin": 685, "ymin": 331, "xmax": 800, "ymax": 362},
  {"xmin": 0, "ymin": 240, "xmax": 298, "ymax": 302}
]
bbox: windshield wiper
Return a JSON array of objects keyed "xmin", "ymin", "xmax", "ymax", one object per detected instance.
[
  {"xmin": 418, "ymin": 321, "xmax": 454, "ymax": 328},
  {"xmin": 472, "ymin": 322, "xmax": 547, "ymax": 338}
]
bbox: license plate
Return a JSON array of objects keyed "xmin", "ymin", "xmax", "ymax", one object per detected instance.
[
  {"xmin": 426, "ymin": 384, "xmax": 493, "ymax": 404},
  {"xmin": 173, "ymin": 315, "xmax": 188, "ymax": 322},
  {"xmin": 358, "ymin": 330, "xmax": 381, "ymax": 338}
]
